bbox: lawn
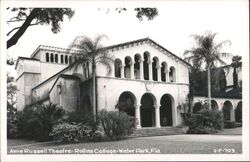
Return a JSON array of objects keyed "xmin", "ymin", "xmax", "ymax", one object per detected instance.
[{"xmin": 7, "ymin": 134, "xmax": 242, "ymax": 154}]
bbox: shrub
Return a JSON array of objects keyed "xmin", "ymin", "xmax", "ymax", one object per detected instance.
[
  {"xmin": 183, "ymin": 103, "xmax": 224, "ymax": 134},
  {"xmin": 99, "ymin": 110, "xmax": 135, "ymax": 140},
  {"xmin": 9, "ymin": 104, "xmax": 65, "ymax": 141},
  {"xmin": 50, "ymin": 122, "xmax": 102, "ymax": 143}
]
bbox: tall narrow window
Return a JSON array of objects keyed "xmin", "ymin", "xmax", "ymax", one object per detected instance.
[
  {"xmin": 61, "ymin": 55, "xmax": 64, "ymax": 64},
  {"xmin": 169, "ymin": 66, "xmax": 176, "ymax": 83},
  {"xmin": 152, "ymin": 57, "xmax": 159, "ymax": 81},
  {"xmin": 134, "ymin": 54, "xmax": 141, "ymax": 79},
  {"xmin": 69, "ymin": 56, "xmax": 72, "ymax": 64},
  {"xmin": 65, "ymin": 55, "xmax": 68, "ymax": 64},
  {"xmin": 143, "ymin": 52, "xmax": 150, "ymax": 80},
  {"xmin": 55, "ymin": 54, "xmax": 58, "ymax": 63},
  {"xmin": 114, "ymin": 59, "xmax": 122, "ymax": 78},
  {"xmin": 124, "ymin": 57, "xmax": 132, "ymax": 78},
  {"xmin": 46, "ymin": 53, "xmax": 49, "ymax": 62},
  {"xmin": 50, "ymin": 53, "xmax": 54, "ymax": 63},
  {"xmin": 161, "ymin": 62, "xmax": 167, "ymax": 82}
]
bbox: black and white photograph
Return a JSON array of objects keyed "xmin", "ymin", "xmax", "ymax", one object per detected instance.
[{"xmin": 1, "ymin": 0, "xmax": 249, "ymax": 161}]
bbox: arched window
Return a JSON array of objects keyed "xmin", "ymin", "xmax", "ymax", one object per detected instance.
[
  {"xmin": 124, "ymin": 56, "xmax": 132, "ymax": 78},
  {"xmin": 50, "ymin": 53, "xmax": 54, "ymax": 63},
  {"xmin": 55, "ymin": 54, "xmax": 58, "ymax": 63},
  {"xmin": 143, "ymin": 52, "xmax": 150, "ymax": 80},
  {"xmin": 114, "ymin": 59, "xmax": 122, "ymax": 78},
  {"xmin": 169, "ymin": 66, "xmax": 176, "ymax": 83},
  {"xmin": 134, "ymin": 54, "xmax": 141, "ymax": 79},
  {"xmin": 61, "ymin": 55, "xmax": 64, "ymax": 64},
  {"xmin": 152, "ymin": 57, "xmax": 159, "ymax": 81},
  {"xmin": 65, "ymin": 55, "xmax": 68, "ymax": 64},
  {"xmin": 69, "ymin": 56, "xmax": 72, "ymax": 64},
  {"xmin": 161, "ymin": 62, "xmax": 167, "ymax": 82},
  {"xmin": 46, "ymin": 53, "xmax": 49, "ymax": 62}
]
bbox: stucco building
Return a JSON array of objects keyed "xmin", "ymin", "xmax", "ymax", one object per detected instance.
[{"xmin": 15, "ymin": 37, "xmax": 242, "ymax": 129}]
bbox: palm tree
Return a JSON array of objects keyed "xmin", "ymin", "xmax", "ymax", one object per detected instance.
[
  {"xmin": 68, "ymin": 35, "xmax": 114, "ymax": 119},
  {"xmin": 184, "ymin": 32, "xmax": 231, "ymax": 109}
]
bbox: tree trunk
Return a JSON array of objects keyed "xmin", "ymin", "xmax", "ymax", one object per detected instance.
[
  {"xmin": 92, "ymin": 64, "xmax": 96, "ymax": 120},
  {"xmin": 7, "ymin": 8, "xmax": 39, "ymax": 49},
  {"xmin": 207, "ymin": 63, "xmax": 212, "ymax": 110}
]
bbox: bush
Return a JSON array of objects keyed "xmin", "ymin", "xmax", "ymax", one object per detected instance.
[
  {"xmin": 183, "ymin": 103, "xmax": 224, "ymax": 134},
  {"xmin": 8, "ymin": 104, "xmax": 65, "ymax": 141},
  {"xmin": 50, "ymin": 122, "xmax": 102, "ymax": 143},
  {"xmin": 99, "ymin": 110, "xmax": 135, "ymax": 140}
]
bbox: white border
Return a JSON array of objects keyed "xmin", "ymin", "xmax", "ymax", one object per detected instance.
[{"xmin": 1, "ymin": 0, "xmax": 249, "ymax": 161}]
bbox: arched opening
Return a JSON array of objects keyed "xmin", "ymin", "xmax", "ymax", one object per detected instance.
[
  {"xmin": 46, "ymin": 53, "xmax": 49, "ymax": 62},
  {"xmin": 143, "ymin": 52, "xmax": 150, "ymax": 80},
  {"xmin": 161, "ymin": 62, "xmax": 167, "ymax": 82},
  {"xmin": 160, "ymin": 94, "xmax": 173, "ymax": 126},
  {"xmin": 152, "ymin": 57, "xmax": 159, "ymax": 81},
  {"xmin": 69, "ymin": 56, "xmax": 72, "ymax": 64},
  {"xmin": 82, "ymin": 95, "xmax": 92, "ymax": 114},
  {"xmin": 235, "ymin": 101, "xmax": 242, "ymax": 123},
  {"xmin": 117, "ymin": 92, "xmax": 136, "ymax": 117},
  {"xmin": 55, "ymin": 54, "xmax": 58, "ymax": 63},
  {"xmin": 124, "ymin": 56, "xmax": 132, "ymax": 78},
  {"xmin": 223, "ymin": 101, "xmax": 233, "ymax": 121},
  {"xmin": 134, "ymin": 54, "xmax": 141, "ymax": 79},
  {"xmin": 211, "ymin": 100, "xmax": 219, "ymax": 110},
  {"xmin": 50, "ymin": 53, "xmax": 54, "ymax": 63},
  {"xmin": 169, "ymin": 66, "xmax": 176, "ymax": 82},
  {"xmin": 114, "ymin": 59, "xmax": 122, "ymax": 78},
  {"xmin": 60, "ymin": 55, "xmax": 64, "ymax": 64},
  {"xmin": 65, "ymin": 55, "xmax": 68, "ymax": 64},
  {"xmin": 140, "ymin": 93, "xmax": 156, "ymax": 127}
]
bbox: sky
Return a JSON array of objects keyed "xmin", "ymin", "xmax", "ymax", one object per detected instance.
[{"xmin": 3, "ymin": 0, "xmax": 249, "ymax": 75}]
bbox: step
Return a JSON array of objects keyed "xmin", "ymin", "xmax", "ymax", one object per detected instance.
[{"xmin": 129, "ymin": 126, "xmax": 187, "ymax": 138}]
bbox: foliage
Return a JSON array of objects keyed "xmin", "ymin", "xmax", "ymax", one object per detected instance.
[
  {"xmin": 8, "ymin": 104, "xmax": 65, "ymax": 141},
  {"xmin": 7, "ymin": 8, "xmax": 75, "ymax": 48},
  {"xmin": 99, "ymin": 110, "xmax": 135, "ymax": 140},
  {"xmin": 7, "ymin": 73, "xmax": 18, "ymax": 138},
  {"xmin": 189, "ymin": 68, "xmax": 227, "ymax": 95},
  {"xmin": 68, "ymin": 35, "xmax": 114, "ymax": 118},
  {"xmin": 66, "ymin": 110, "xmax": 100, "ymax": 135},
  {"xmin": 192, "ymin": 102, "xmax": 202, "ymax": 113},
  {"xmin": 50, "ymin": 122, "xmax": 102, "ymax": 143},
  {"xmin": 183, "ymin": 103, "xmax": 224, "ymax": 134},
  {"xmin": 184, "ymin": 31, "xmax": 231, "ymax": 109},
  {"xmin": 99, "ymin": 7, "xmax": 158, "ymax": 21},
  {"xmin": 134, "ymin": 8, "xmax": 158, "ymax": 21}
]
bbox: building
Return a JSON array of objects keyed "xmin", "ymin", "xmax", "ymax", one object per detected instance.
[{"xmin": 15, "ymin": 37, "xmax": 242, "ymax": 129}]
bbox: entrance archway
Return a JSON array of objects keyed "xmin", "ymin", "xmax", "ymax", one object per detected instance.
[
  {"xmin": 160, "ymin": 94, "xmax": 173, "ymax": 126},
  {"xmin": 140, "ymin": 93, "xmax": 156, "ymax": 127},
  {"xmin": 235, "ymin": 101, "xmax": 242, "ymax": 123},
  {"xmin": 211, "ymin": 100, "xmax": 219, "ymax": 110},
  {"xmin": 222, "ymin": 101, "xmax": 233, "ymax": 121},
  {"xmin": 117, "ymin": 92, "xmax": 136, "ymax": 117}
]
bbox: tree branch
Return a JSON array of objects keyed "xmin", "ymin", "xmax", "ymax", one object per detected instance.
[
  {"xmin": 7, "ymin": 27, "xmax": 21, "ymax": 36},
  {"xmin": 7, "ymin": 8, "xmax": 39, "ymax": 49}
]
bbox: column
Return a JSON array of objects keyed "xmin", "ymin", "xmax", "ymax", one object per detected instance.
[
  {"xmin": 136, "ymin": 105, "xmax": 141, "ymax": 128},
  {"xmin": 121, "ymin": 65, "xmax": 124, "ymax": 78},
  {"xmin": 130, "ymin": 61, "xmax": 135, "ymax": 79},
  {"xmin": 157, "ymin": 65, "xmax": 161, "ymax": 82},
  {"xmin": 231, "ymin": 107, "xmax": 235, "ymax": 122},
  {"xmin": 140, "ymin": 59, "xmax": 144, "ymax": 80},
  {"xmin": 165, "ymin": 69, "xmax": 169, "ymax": 82},
  {"xmin": 155, "ymin": 105, "xmax": 161, "ymax": 128},
  {"xmin": 148, "ymin": 60, "xmax": 153, "ymax": 81}
]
